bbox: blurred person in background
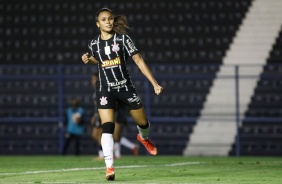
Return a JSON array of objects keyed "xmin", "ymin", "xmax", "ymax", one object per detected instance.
[
  {"xmin": 112, "ymin": 108, "xmax": 139, "ymax": 159},
  {"xmin": 81, "ymin": 8, "xmax": 163, "ymax": 181},
  {"xmin": 90, "ymin": 73, "xmax": 139, "ymax": 160},
  {"xmin": 90, "ymin": 73, "xmax": 103, "ymax": 158},
  {"xmin": 62, "ymin": 98, "xmax": 85, "ymax": 156}
]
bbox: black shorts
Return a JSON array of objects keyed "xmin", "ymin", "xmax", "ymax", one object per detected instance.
[{"xmin": 96, "ymin": 85, "xmax": 143, "ymax": 112}]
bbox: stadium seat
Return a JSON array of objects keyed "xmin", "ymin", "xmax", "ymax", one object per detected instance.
[
  {"xmin": 0, "ymin": 0, "xmax": 256, "ymax": 155},
  {"xmin": 230, "ymin": 29, "xmax": 282, "ymax": 156}
]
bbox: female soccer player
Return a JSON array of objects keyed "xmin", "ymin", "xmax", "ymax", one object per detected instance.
[
  {"xmin": 81, "ymin": 8, "xmax": 163, "ymax": 181},
  {"xmin": 90, "ymin": 72, "xmax": 139, "ymax": 159}
]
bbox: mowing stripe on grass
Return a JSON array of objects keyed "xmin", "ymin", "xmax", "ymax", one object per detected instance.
[{"xmin": 0, "ymin": 162, "xmax": 201, "ymax": 176}]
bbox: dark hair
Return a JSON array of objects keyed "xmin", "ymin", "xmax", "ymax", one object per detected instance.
[
  {"xmin": 71, "ymin": 97, "xmax": 80, "ymax": 107},
  {"xmin": 96, "ymin": 8, "xmax": 129, "ymax": 34}
]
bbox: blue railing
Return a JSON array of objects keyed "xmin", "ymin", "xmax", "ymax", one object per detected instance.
[{"xmin": 1, "ymin": 64, "xmax": 282, "ymax": 156}]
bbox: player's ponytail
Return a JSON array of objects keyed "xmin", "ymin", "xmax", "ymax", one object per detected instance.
[
  {"xmin": 96, "ymin": 8, "xmax": 129, "ymax": 35},
  {"xmin": 113, "ymin": 15, "xmax": 129, "ymax": 34}
]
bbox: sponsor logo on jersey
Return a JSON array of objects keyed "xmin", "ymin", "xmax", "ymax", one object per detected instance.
[
  {"xmin": 102, "ymin": 56, "xmax": 121, "ymax": 68},
  {"xmin": 127, "ymin": 93, "xmax": 140, "ymax": 104},
  {"xmin": 112, "ymin": 43, "xmax": 120, "ymax": 52},
  {"xmin": 108, "ymin": 79, "xmax": 127, "ymax": 87},
  {"xmin": 126, "ymin": 39, "xmax": 136, "ymax": 53}
]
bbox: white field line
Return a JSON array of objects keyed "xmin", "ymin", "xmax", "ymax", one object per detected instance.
[
  {"xmin": 0, "ymin": 162, "xmax": 201, "ymax": 176},
  {"xmin": 164, "ymin": 162, "xmax": 200, "ymax": 166}
]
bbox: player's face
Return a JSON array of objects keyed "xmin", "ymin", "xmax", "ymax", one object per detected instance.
[
  {"xmin": 71, "ymin": 98, "xmax": 79, "ymax": 108},
  {"xmin": 96, "ymin": 11, "xmax": 114, "ymax": 33}
]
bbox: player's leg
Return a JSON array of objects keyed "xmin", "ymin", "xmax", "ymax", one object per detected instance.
[
  {"xmin": 74, "ymin": 135, "xmax": 80, "ymax": 156},
  {"xmin": 129, "ymin": 107, "xmax": 157, "ymax": 156},
  {"xmin": 91, "ymin": 113, "xmax": 103, "ymax": 158},
  {"xmin": 98, "ymin": 108, "xmax": 115, "ymax": 180},
  {"xmin": 62, "ymin": 133, "xmax": 72, "ymax": 155},
  {"xmin": 118, "ymin": 86, "xmax": 157, "ymax": 156},
  {"xmin": 115, "ymin": 108, "xmax": 139, "ymax": 155},
  {"xmin": 113, "ymin": 122, "xmax": 122, "ymax": 159},
  {"xmin": 130, "ymin": 107, "xmax": 148, "ymax": 135},
  {"xmin": 120, "ymin": 136, "xmax": 139, "ymax": 155},
  {"xmin": 92, "ymin": 126, "xmax": 103, "ymax": 158}
]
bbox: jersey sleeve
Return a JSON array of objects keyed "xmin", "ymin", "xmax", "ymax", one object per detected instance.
[
  {"xmin": 123, "ymin": 34, "xmax": 139, "ymax": 57},
  {"xmin": 88, "ymin": 40, "xmax": 95, "ymax": 57}
]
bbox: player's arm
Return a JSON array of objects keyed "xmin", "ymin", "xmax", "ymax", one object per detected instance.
[
  {"xmin": 81, "ymin": 52, "xmax": 99, "ymax": 64},
  {"xmin": 132, "ymin": 53, "xmax": 163, "ymax": 95}
]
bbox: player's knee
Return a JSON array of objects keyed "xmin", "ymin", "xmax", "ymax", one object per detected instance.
[
  {"xmin": 137, "ymin": 120, "xmax": 150, "ymax": 129},
  {"xmin": 102, "ymin": 122, "xmax": 115, "ymax": 134}
]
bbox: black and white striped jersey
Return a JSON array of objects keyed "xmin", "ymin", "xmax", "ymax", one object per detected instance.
[{"xmin": 88, "ymin": 32, "xmax": 139, "ymax": 92}]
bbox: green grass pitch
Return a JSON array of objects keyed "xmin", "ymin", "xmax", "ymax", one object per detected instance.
[{"xmin": 0, "ymin": 156, "xmax": 281, "ymax": 184}]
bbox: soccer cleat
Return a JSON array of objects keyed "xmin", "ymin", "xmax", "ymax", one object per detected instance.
[
  {"xmin": 105, "ymin": 167, "xmax": 115, "ymax": 181},
  {"xmin": 137, "ymin": 134, "xmax": 157, "ymax": 156}
]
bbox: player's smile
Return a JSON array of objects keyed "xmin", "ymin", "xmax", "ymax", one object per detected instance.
[
  {"xmin": 105, "ymin": 25, "xmax": 112, "ymax": 29},
  {"xmin": 96, "ymin": 11, "xmax": 114, "ymax": 33}
]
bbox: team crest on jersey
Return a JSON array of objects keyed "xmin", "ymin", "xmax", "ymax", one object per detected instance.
[
  {"xmin": 112, "ymin": 43, "xmax": 120, "ymax": 52},
  {"xmin": 100, "ymin": 96, "xmax": 108, "ymax": 106}
]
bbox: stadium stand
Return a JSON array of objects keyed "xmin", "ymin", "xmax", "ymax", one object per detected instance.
[
  {"xmin": 0, "ymin": 122, "xmax": 58, "ymax": 155},
  {"xmin": 5, "ymin": 0, "xmax": 282, "ymax": 156},
  {"xmin": 185, "ymin": 0, "xmax": 282, "ymax": 156},
  {"xmin": 230, "ymin": 30, "xmax": 282, "ymax": 156},
  {"xmin": 1, "ymin": 0, "xmax": 252, "ymax": 64}
]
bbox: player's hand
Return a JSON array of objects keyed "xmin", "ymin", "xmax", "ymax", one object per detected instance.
[
  {"xmin": 154, "ymin": 85, "xmax": 163, "ymax": 95},
  {"xmin": 81, "ymin": 53, "xmax": 90, "ymax": 64},
  {"xmin": 72, "ymin": 113, "xmax": 81, "ymax": 124}
]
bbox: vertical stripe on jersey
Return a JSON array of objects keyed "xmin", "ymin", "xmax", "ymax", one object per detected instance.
[
  {"xmin": 122, "ymin": 35, "xmax": 127, "ymax": 64},
  {"xmin": 89, "ymin": 39, "xmax": 102, "ymax": 91},
  {"xmin": 89, "ymin": 40, "xmax": 95, "ymax": 56},
  {"xmin": 105, "ymin": 40, "xmax": 119, "ymax": 92},
  {"xmin": 113, "ymin": 34, "xmax": 128, "ymax": 91},
  {"xmin": 96, "ymin": 36, "xmax": 109, "ymax": 91},
  {"xmin": 97, "ymin": 63, "xmax": 102, "ymax": 91}
]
